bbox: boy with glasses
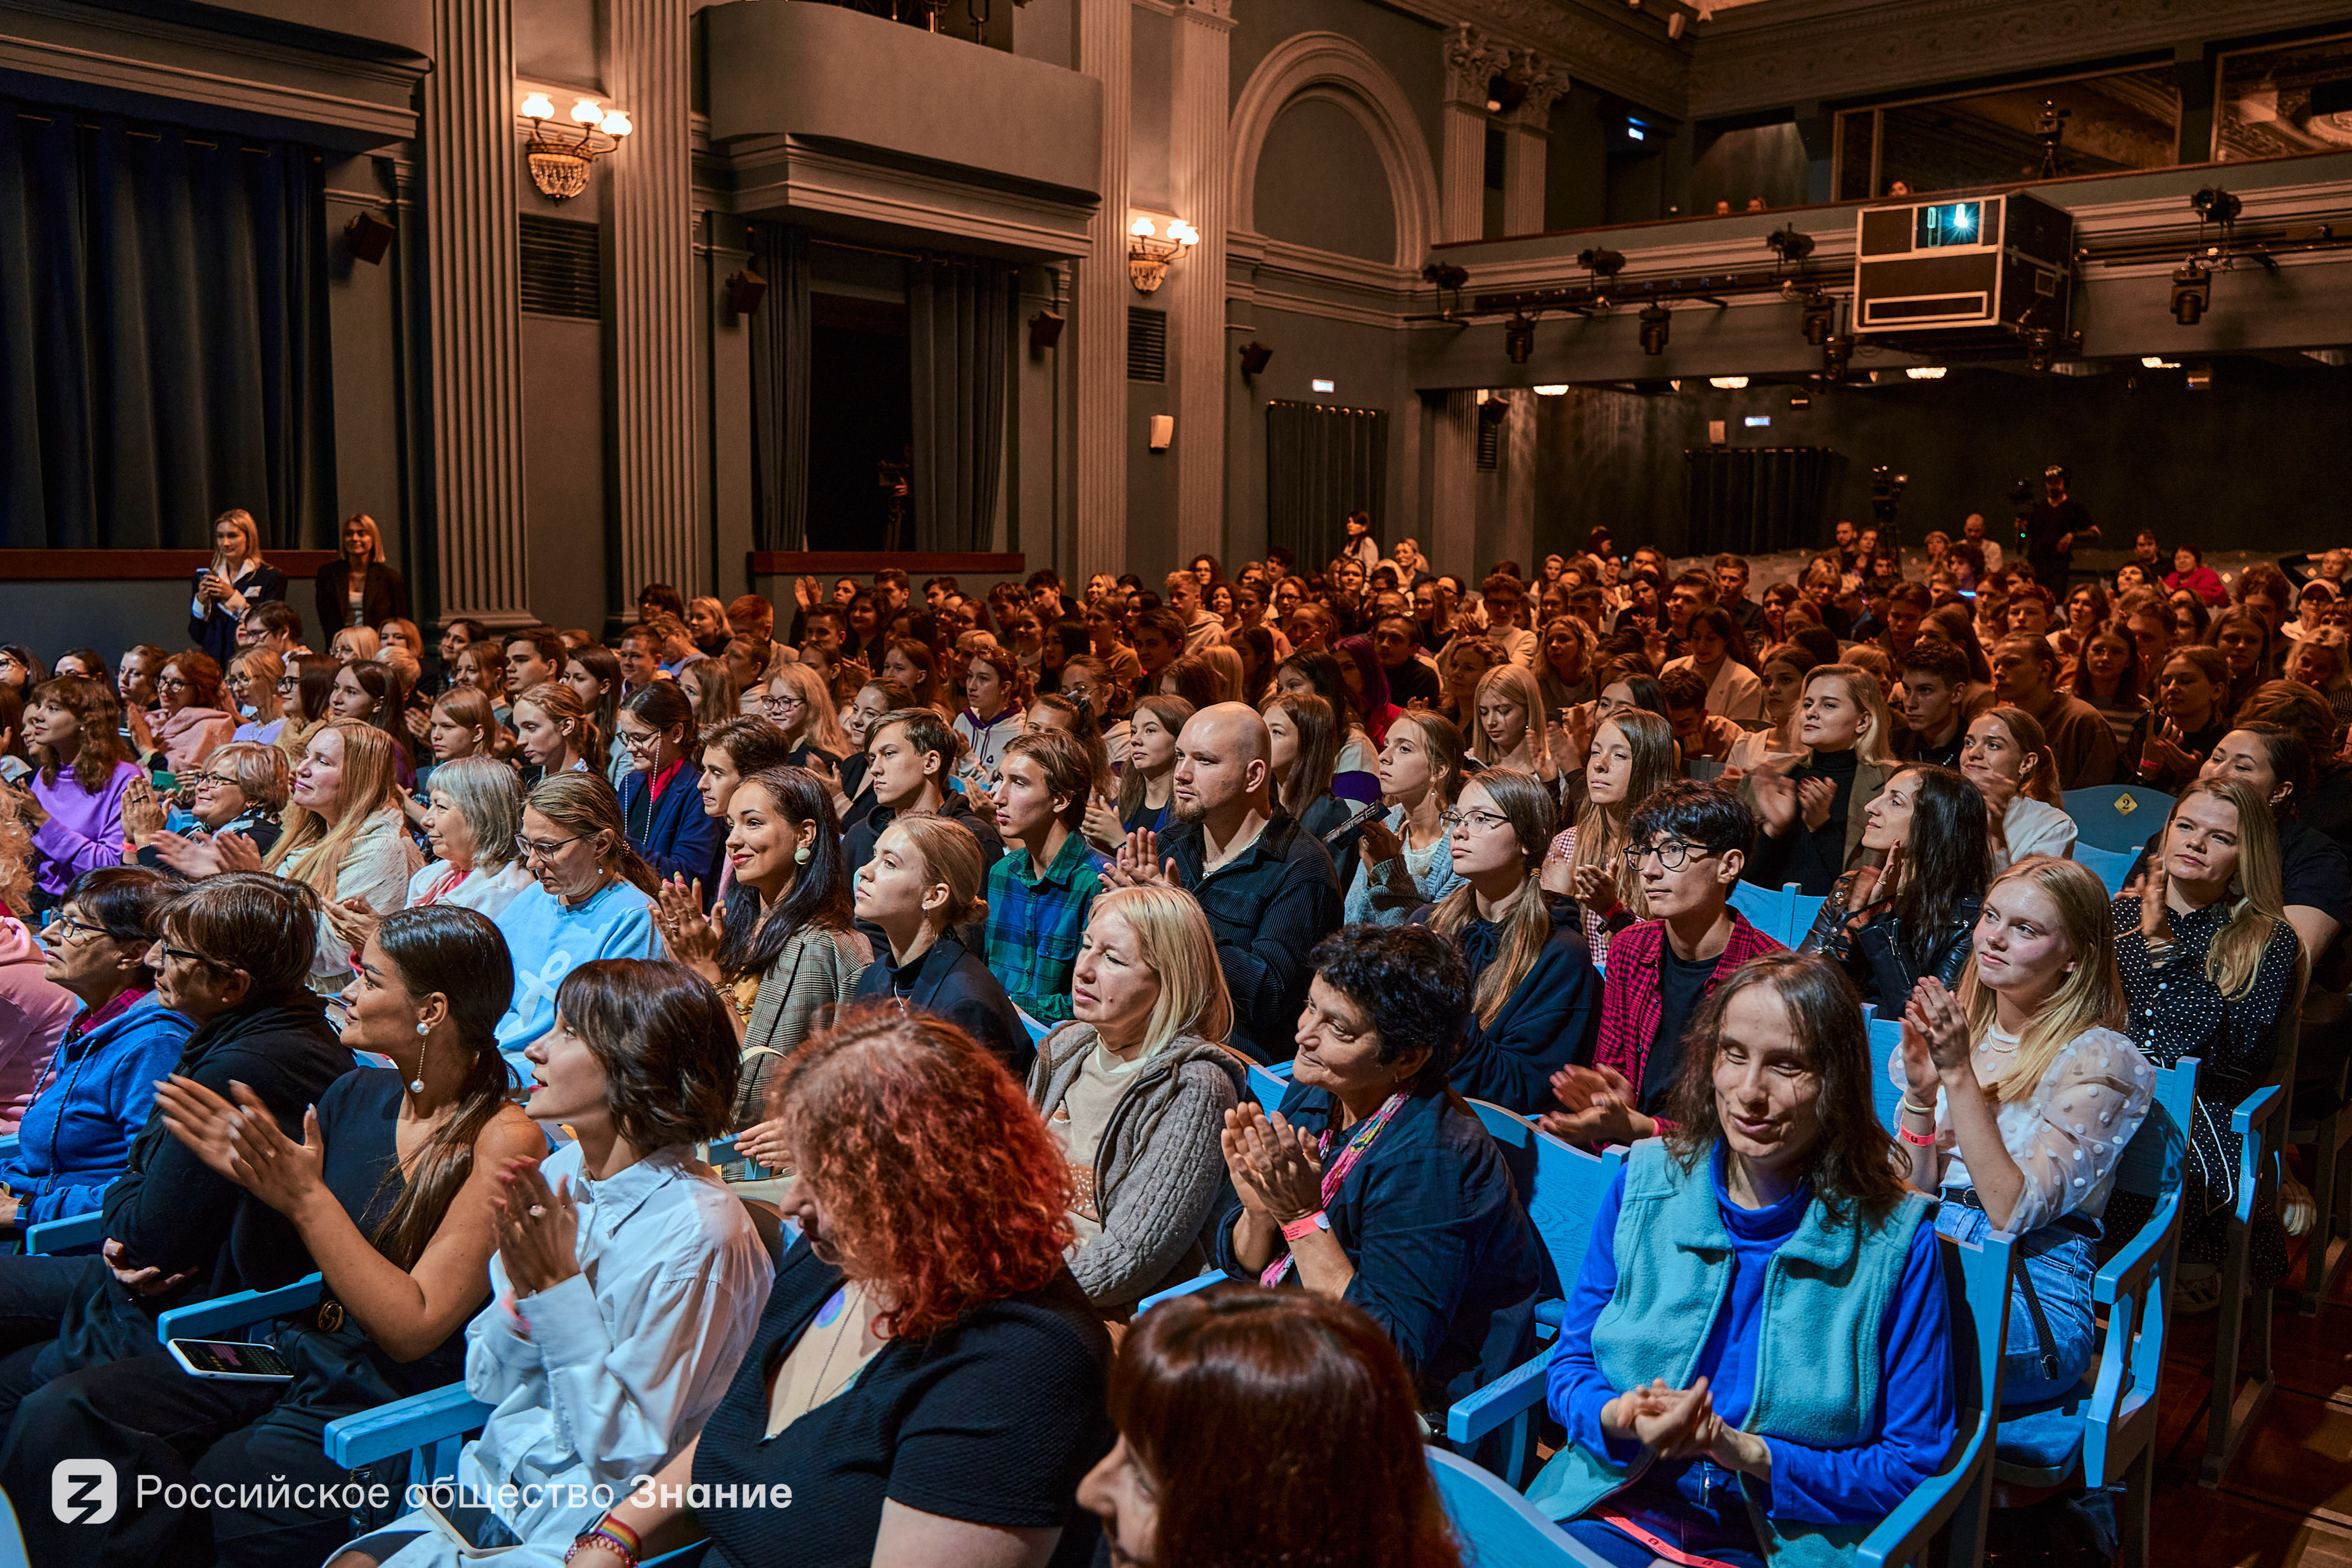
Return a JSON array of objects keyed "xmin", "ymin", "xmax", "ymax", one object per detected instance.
[{"xmin": 1539, "ymin": 782, "xmax": 1780, "ymax": 1147}]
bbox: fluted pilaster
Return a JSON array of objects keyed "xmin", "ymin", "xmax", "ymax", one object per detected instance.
[
  {"xmin": 1502, "ymin": 55, "xmax": 1568, "ymax": 237},
  {"xmin": 1430, "ymin": 391, "xmax": 1477, "ymax": 578},
  {"xmin": 607, "ymin": 0, "xmax": 699, "ymax": 599},
  {"xmin": 1440, "ymin": 24, "xmax": 1506, "ymax": 242},
  {"xmin": 1073, "ymin": 0, "xmax": 1131, "ymax": 584},
  {"xmin": 424, "ymin": 0, "xmax": 529, "ymax": 624},
  {"xmin": 1169, "ymin": 0, "xmax": 1232, "ymax": 567}
]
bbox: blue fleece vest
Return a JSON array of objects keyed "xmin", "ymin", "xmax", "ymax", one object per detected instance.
[{"xmin": 1526, "ymin": 1140, "xmax": 1931, "ymax": 1568}]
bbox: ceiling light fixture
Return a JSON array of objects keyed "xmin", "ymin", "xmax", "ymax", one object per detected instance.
[
  {"xmin": 1708, "ymin": 375, "xmax": 1748, "ymax": 389},
  {"xmin": 1905, "ymin": 366, "xmax": 1946, "ymax": 379}
]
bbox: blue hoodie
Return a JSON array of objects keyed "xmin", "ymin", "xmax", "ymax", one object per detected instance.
[{"xmin": 0, "ymin": 992, "xmax": 195, "ymax": 1225}]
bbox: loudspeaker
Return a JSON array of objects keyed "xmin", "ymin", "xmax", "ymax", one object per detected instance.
[
  {"xmin": 1028, "ymin": 309, "xmax": 1066, "ymax": 350},
  {"xmin": 343, "ymin": 212, "xmax": 395, "ymax": 266},
  {"xmin": 725, "ymin": 270, "xmax": 769, "ymax": 316},
  {"xmin": 1148, "ymin": 414, "xmax": 1175, "ymax": 451},
  {"xmin": 1239, "ymin": 341, "xmax": 1273, "ymax": 377}
]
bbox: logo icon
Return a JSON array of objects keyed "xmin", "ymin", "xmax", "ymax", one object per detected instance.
[{"xmin": 53, "ymin": 1459, "xmax": 117, "ymax": 1524}]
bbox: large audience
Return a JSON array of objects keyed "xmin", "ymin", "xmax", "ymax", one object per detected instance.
[{"xmin": 0, "ymin": 491, "xmax": 2342, "ymax": 1565}]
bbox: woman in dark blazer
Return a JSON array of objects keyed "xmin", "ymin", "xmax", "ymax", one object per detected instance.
[
  {"xmin": 187, "ymin": 509, "xmax": 287, "ymax": 667},
  {"xmin": 313, "ymin": 513, "xmax": 411, "ymax": 638},
  {"xmin": 613, "ymin": 681, "xmax": 726, "ymax": 888}
]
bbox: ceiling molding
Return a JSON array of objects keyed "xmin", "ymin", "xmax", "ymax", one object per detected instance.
[{"xmin": 1385, "ymin": 0, "xmax": 1692, "ymax": 111}]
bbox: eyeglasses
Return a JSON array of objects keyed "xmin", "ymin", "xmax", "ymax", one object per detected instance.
[
  {"xmin": 618, "ymin": 729, "xmax": 664, "ymax": 753},
  {"xmin": 50, "ymin": 915, "xmax": 113, "ymax": 946},
  {"xmin": 183, "ymin": 771, "xmax": 233, "ymax": 790},
  {"xmin": 155, "ymin": 676, "xmax": 190, "ymax": 692},
  {"xmin": 1439, "ymin": 808, "xmax": 1511, "ymax": 834},
  {"xmin": 760, "ymin": 693, "xmax": 805, "ymax": 714},
  {"xmin": 514, "ymin": 833, "xmax": 586, "ymax": 861},
  {"xmin": 1624, "ymin": 840, "xmax": 1716, "ymax": 872},
  {"xmin": 157, "ymin": 941, "xmax": 220, "ymax": 968}
]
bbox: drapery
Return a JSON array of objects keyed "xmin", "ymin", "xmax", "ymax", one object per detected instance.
[
  {"xmin": 1684, "ymin": 446, "xmax": 1836, "ymax": 555},
  {"xmin": 1266, "ymin": 400, "xmax": 1387, "ymax": 571},
  {"xmin": 0, "ymin": 102, "xmax": 335, "ymax": 548},
  {"xmin": 906, "ymin": 253, "xmax": 1009, "ymax": 552},
  {"xmin": 747, "ymin": 222, "xmax": 811, "ymax": 551}
]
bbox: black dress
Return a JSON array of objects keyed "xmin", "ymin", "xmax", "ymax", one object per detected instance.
[
  {"xmin": 2110, "ymin": 899, "xmax": 2301, "ymax": 1283},
  {"xmin": 690, "ymin": 1243, "xmax": 1113, "ymax": 1568}
]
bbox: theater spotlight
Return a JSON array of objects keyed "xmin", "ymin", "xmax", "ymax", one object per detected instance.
[
  {"xmin": 1638, "ymin": 303, "xmax": 1670, "ymax": 356},
  {"xmin": 1765, "ymin": 226, "xmax": 1815, "ymax": 262},
  {"xmin": 342, "ymin": 212, "xmax": 395, "ymax": 266},
  {"xmin": 1800, "ymin": 290, "xmax": 1835, "ymax": 347},
  {"xmin": 2170, "ymin": 260, "xmax": 2211, "ymax": 326},
  {"xmin": 1577, "ymin": 247, "xmax": 1627, "ymax": 277},
  {"xmin": 1027, "ymin": 309, "xmax": 1065, "ymax": 350},
  {"xmin": 724, "ymin": 269, "xmax": 768, "ymax": 316},
  {"xmin": 1505, "ymin": 314, "xmax": 1536, "ymax": 365},
  {"xmin": 2191, "ymin": 186, "xmax": 2242, "ymax": 227},
  {"xmin": 1822, "ymin": 333, "xmax": 1854, "ymax": 380},
  {"xmin": 1422, "ymin": 262, "xmax": 1471, "ymax": 292},
  {"xmin": 2025, "ymin": 329, "xmax": 2057, "ymax": 373}
]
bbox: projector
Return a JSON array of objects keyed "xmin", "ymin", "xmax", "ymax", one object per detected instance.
[{"xmin": 1850, "ymin": 190, "xmax": 2072, "ymax": 337}]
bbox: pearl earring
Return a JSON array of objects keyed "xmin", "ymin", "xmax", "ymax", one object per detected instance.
[
  {"xmin": 410, "ymin": 1022, "xmax": 428, "ymax": 1094},
  {"xmin": 793, "ymin": 844, "xmax": 812, "ymax": 865}
]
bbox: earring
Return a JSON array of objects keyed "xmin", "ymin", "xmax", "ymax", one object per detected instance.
[
  {"xmin": 410, "ymin": 1022, "xmax": 428, "ymax": 1094},
  {"xmin": 793, "ymin": 843, "xmax": 812, "ymax": 865}
]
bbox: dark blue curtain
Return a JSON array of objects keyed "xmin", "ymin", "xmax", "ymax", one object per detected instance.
[
  {"xmin": 906, "ymin": 253, "xmax": 1009, "ymax": 553},
  {"xmin": 1684, "ymin": 446, "xmax": 1836, "ymax": 555},
  {"xmin": 748, "ymin": 223, "xmax": 810, "ymax": 551},
  {"xmin": 0, "ymin": 102, "xmax": 336, "ymax": 549},
  {"xmin": 1266, "ymin": 400, "xmax": 1388, "ymax": 571}
]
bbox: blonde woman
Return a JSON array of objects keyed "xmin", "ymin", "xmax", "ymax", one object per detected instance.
[
  {"xmin": 226, "ymin": 648, "xmax": 287, "ymax": 746},
  {"xmin": 761, "ymin": 659, "xmax": 852, "ymax": 767},
  {"xmin": 686, "ymin": 594, "xmax": 734, "ymax": 657},
  {"xmin": 1896, "ymin": 856, "xmax": 2155, "ymax": 1405},
  {"xmin": 228, "ymin": 721, "xmax": 422, "ymax": 991},
  {"xmin": 1469, "ymin": 662, "xmax": 1558, "ymax": 783},
  {"xmin": 1542, "ymin": 709, "xmax": 1678, "ymax": 967},
  {"xmin": 510, "ymin": 681, "xmax": 598, "ymax": 780},
  {"xmin": 1424, "ymin": 768, "xmax": 1599, "ymax": 1111},
  {"xmin": 675, "ymin": 654, "xmax": 739, "ymax": 734},
  {"xmin": 188, "ymin": 507, "xmax": 285, "ymax": 667},
  {"xmin": 407, "ymin": 755, "xmax": 535, "ymax": 919},
  {"xmin": 1348, "ymin": 710, "xmax": 1465, "ymax": 926},
  {"xmin": 314, "ymin": 510, "xmax": 410, "ymax": 638},
  {"xmin": 328, "ymin": 625, "xmax": 381, "ymax": 665},
  {"xmin": 1740, "ymin": 664, "xmax": 1899, "ymax": 897},
  {"xmin": 2114, "ymin": 780, "xmax": 2303, "ymax": 1306},
  {"xmin": 1961, "ymin": 707, "xmax": 2076, "ymax": 868},
  {"xmin": 1028, "ymin": 885, "xmax": 1248, "ymax": 1312}
]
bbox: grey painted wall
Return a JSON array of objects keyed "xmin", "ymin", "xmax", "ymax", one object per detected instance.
[
  {"xmin": 522, "ymin": 316, "xmax": 610, "ymax": 632},
  {"xmin": 1545, "ymin": 92, "xmax": 1612, "ymax": 233},
  {"xmin": 1230, "ymin": 0, "xmax": 1444, "ymax": 175},
  {"xmin": 1533, "ymin": 360, "xmax": 2352, "ymax": 563},
  {"xmin": 1130, "ymin": 6, "xmax": 1173, "ymax": 214},
  {"xmin": 1254, "ymin": 99, "xmax": 1397, "ymax": 263},
  {"xmin": 1692, "ymin": 123, "xmax": 1808, "ymax": 214},
  {"xmin": 0, "ymin": 581, "xmax": 199, "ymax": 669},
  {"xmin": 322, "ymin": 155, "xmax": 409, "ymax": 563}
]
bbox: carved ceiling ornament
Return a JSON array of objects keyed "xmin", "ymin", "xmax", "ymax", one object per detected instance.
[
  {"xmin": 1443, "ymin": 23, "xmax": 1516, "ymax": 107},
  {"xmin": 1422, "ymin": 0, "xmax": 1685, "ymax": 109}
]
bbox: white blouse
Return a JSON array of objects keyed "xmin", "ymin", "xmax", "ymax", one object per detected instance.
[
  {"xmin": 1993, "ymin": 795, "xmax": 2078, "ymax": 869},
  {"xmin": 1663, "ymin": 654, "xmax": 1765, "ymax": 722},
  {"xmin": 1890, "ymin": 1022, "xmax": 2156, "ymax": 1234},
  {"xmin": 405, "ymin": 858, "xmax": 537, "ymax": 922}
]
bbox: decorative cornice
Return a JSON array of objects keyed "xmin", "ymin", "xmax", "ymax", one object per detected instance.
[
  {"xmin": 1504, "ymin": 48, "xmax": 1571, "ymax": 127},
  {"xmin": 1402, "ymin": 0, "xmax": 1688, "ymax": 112}
]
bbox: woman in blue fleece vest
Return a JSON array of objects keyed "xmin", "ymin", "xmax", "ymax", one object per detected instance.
[{"xmin": 1530, "ymin": 951, "xmax": 1955, "ymax": 1568}]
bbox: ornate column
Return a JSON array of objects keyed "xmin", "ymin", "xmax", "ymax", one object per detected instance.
[
  {"xmin": 1168, "ymin": 0, "xmax": 1233, "ymax": 567},
  {"xmin": 1430, "ymin": 26, "xmax": 1505, "ymax": 580},
  {"xmin": 1501, "ymin": 54, "xmax": 1568, "ymax": 238},
  {"xmin": 423, "ymin": 0, "xmax": 530, "ymax": 626},
  {"xmin": 606, "ymin": 0, "xmax": 700, "ymax": 599},
  {"xmin": 1072, "ymin": 0, "xmax": 1131, "ymax": 584}
]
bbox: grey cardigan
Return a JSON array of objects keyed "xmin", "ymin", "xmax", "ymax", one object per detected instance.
[
  {"xmin": 1027, "ymin": 1022, "xmax": 1248, "ymax": 1309},
  {"xmin": 735, "ymin": 921, "xmax": 872, "ymax": 1127}
]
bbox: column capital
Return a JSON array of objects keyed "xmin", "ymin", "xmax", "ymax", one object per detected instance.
[
  {"xmin": 1504, "ymin": 50, "xmax": 1570, "ymax": 129},
  {"xmin": 1176, "ymin": 0, "xmax": 1235, "ymax": 28},
  {"xmin": 1442, "ymin": 23, "xmax": 1512, "ymax": 110}
]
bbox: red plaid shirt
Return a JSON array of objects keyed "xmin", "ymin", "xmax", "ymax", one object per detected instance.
[{"xmin": 1592, "ymin": 912, "xmax": 1784, "ymax": 1104}]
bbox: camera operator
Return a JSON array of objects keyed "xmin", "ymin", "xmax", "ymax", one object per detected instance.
[{"xmin": 2023, "ymin": 464, "xmax": 2098, "ymax": 589}]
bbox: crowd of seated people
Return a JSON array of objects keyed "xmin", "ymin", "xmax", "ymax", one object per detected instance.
[{"xmin": 0, "ymin": 510, "xmax": 2343, "ymax": 1562}]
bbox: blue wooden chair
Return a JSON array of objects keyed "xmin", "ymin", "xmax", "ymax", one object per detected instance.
[
  {"xmin": 0, "ymin": 1484, "xmax": 26, "ymax": 1568},
  {"xmin": 2201, "ymin": 999, "xmax": 2300, "ymax": 1486},
  {"xmin": 1728, "ymin": 880, "xmax": 1824, "ymax": 948},
  {"xmin": 1437, "ymin": 1225, "xmax": 2018, "ymax": 1568},
  {"xmin": 1988, "ymin": 1056, "xmax": 2197, "ymax": 1568},
  {"xmin": 2072, "ymin": 842, "xmax": 2138, "ymax": 896},
  {"xmin": 1015, "ymin": 1007, "xmax": 1051, "ymax": 1045},
  {"xmin": 24, "ymin": 1209, "xmax": 103, "ymax": 1255},
  {"xmin": 1869, "ymin": 1015, "xmax": 1907, "ymax": 1130},
  {"xmin": 2063, "ymin": 785, "xmax": 2175, "ymax": 855}
]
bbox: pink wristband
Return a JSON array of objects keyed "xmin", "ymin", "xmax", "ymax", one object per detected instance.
[
  {"xmin": 1897, "ymin": 1124, "xmax": 1938, "ymax": 1148},
  {"xmin": 1280, "ymin": 1212, "xmax": 1328, "ymax": 1243}
]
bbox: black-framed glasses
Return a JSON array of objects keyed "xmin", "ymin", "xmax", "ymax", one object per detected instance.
[
  {"xmin": 617, "ymin": 729, "xmax": 664, "ymax": 753},
  {"xmin": 515, "ymin": 833, "xmax": 586, "ymax": 861},
  {"xmin": 183, "ymin": 771, "xmax": 233, "ymax": 790},
  {"xmin": 155, "ymin": 676, "xmax": 191, "ymax": 692},
  {"xmin": 157, "ymin": 941, "xmax": 222, "ymax": 968},
  {"xmin": 1439, "ymin": 807, "xmax": 1511, "ymax": 833},
  {"xmin": 759, "ymin": 692, "xmax": 805, "ymax": 713},
  {"xmin": 1624, "ymin": 840, "xmax": 1716, "ymax": 872},
  {"xmin": 51, "ymin": 915, "xmax": 113, "ymax": 946}
]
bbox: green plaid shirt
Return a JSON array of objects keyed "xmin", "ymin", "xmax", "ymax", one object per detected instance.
[{"xmin": 983, "ymin": 830, "xmax": 1110, "ymax": 1023}]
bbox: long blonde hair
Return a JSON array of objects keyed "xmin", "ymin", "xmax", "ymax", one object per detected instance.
[
  {"xmin": 209, "ymin": 508, "xmax": 264, "ymax": 579},
  {"xmin": 1570, "ymin": 710, "xmax": 1675, "ymax": 922},
  {"xmin": 1088, "ymin": 886, "xmax": 1235, "ymax": 1053},
  {"xmin": 264, "ymin": 721, "xmax": 404, "ymax": 903},
  {"xmin": 1429, "ymin": 768, "xmax": 1557, "ymax": 1027},
  {"xmin": 1468, "ymin": 663, "xmax": 1546, "ymax": 768},
  {"xmin": 1802, "ymin": 664, "xmax": 1899, "ymax": 767},
  {"xmin": 1959, "ymin": 855, "xmax": 2126, "ymax": 1103},
  {"xmin": 2167, "ymin": 778, "xmax": 2301, "ymax": 999},
  {"xmin": 340, "ymin": 512, "xmax": 385, "ymax": 563},
  {"xmin": 770, "ymin": 660, "xmax": 852, "ymax": 757}
]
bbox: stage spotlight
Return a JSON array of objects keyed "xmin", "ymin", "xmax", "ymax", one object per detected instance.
[
  {"xmin": 1577, "ymin": 247, "xmax": 1627, "ymax": 277},
  {"xmin": 1765, "ymin": 227, "xmax": 1814, "ymax": 262},
  {"xmin": 2191, "ymin": 187, "xmax": 2241, "ymax": 226},
  {"xmin": 1800, "ymin": 290, "xmax": 1835, "ymax": 347},
  {"xmin": 1422, "ymin": 262, "xmax": 1470, "ymax": 291},
  {"xmin": 1822, "ymin": 334, "xmax": 1853, "ymax": 380},
  {"xmin": 2025, "ymin": 329, "xmax": 2057, "ymax": 373},
  {"xmin": 2170, "ymin": 261, "xmax": 2210, "ymax": 326},
  {"xmin": 1638, "ymin": 303, "xmax": 1670, "ymax": 356},
  {"xmin": 1505, "ymin": 314, "xmax": 1536, "ymax": 364}
]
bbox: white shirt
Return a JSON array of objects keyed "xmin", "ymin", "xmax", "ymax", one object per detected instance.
[
  {"xmin": 405, "ymin": 858, "xmax": 537, "ymax": 922},
  {"xmin": 277, "ymin": 808, "xmax": 422, "ymax": 988},
  {"xmin": 1992, "ymin": 795, "xmax": 2078, "ymax": 869},
  {"xmin": 1663, "ymin": 654, "xmax": 1765, "ymax": 722},
  {"xmin": 449, "ymin": 1143, "xmax": 773, "ymax": 1551}
]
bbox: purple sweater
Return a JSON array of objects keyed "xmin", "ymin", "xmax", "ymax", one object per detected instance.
[{"xmin": 30, "ymin": 761, "xmax": 139, "ymax": 897}]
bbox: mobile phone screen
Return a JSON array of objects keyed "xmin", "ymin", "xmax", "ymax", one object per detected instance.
[
  {"xmin": 170, "ymin": 1339, "xmax": 295, "ymax": 1379},
  {"xmin": 425, "ymin": 1497, "xmax": 525, "ymax": 1552}
]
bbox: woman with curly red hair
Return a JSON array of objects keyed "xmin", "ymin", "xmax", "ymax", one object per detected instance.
[{"xmin": 566, "ymin": 1006, "xmax": 1114, "ymax": 1568}]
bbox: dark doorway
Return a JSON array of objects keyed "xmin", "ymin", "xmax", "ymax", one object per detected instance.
[{"xmin": 806, "ymin": 293, "xmax": 913, "ymax": 551}]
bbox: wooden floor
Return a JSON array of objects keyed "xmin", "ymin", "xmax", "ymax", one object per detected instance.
[{"xmin": 2148, "ymin": 1238, "xmax": 2352, "ymax": 1567}]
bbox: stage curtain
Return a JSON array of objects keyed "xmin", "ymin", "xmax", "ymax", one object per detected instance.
[
  {"xmin": 1683, "ymin": 446, "xmax": 1836, "ymax": 555},
  {"xmin": 906, "ymin": 253, "xmax": 1009, "ymax": 552},
  {"xmin": 1266, "ymin": 400, "xmax": 1388, "ymax": 572},
  {"xmin": 747, "ymin": 222, "xmax": 810, "ymax": 551}
]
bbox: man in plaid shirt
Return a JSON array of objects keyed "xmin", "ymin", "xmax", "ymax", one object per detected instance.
[{"xmin": 983, "ymin": 728, "xmax": 1110, "ymax": 1022}]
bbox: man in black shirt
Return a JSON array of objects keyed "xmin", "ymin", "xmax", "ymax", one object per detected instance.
[
  {"xmin": 1373, "ymin": 615, "xmax": 1441, "ymax": 708},
  {"xmin": 2023, "ymin": 464, "xmax": 2098, "ymax": 589},
  {"xmin": 1897, "ymin": 642, "xmax": 1973, "ymax": 770}
]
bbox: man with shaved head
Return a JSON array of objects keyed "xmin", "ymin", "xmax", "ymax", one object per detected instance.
[{"xmin": 1102, "ymin": 702, "xmax": 1343, "ymax": 1061}]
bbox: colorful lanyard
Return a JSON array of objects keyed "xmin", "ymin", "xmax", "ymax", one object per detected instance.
[{"xmin": 1260, "ymin": 1092, "xmax": 1407, "ymax": 1287}]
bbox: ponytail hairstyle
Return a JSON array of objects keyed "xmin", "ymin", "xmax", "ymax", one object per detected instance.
[
  {"xmin": 1261, "ymin": 691, "xmax": 1337, "ymax": 819},
  {"xmin": 883, "ymin": 815, "xmax": 990, "ymax": 929},
  {"xmin": 1428, "ymin": 767, "xmax": 1558, "ymax": 1028},
  {"xmin": 514, "ymin": 681, "xmax": 599, "ymax": 768},
  {"xmin": 366, "ymin": 906, "xmax": 518, "ymax": 1269},
  {"xmin": 525, "ymin": 770, "xmax": 660, "ymax": 895}
]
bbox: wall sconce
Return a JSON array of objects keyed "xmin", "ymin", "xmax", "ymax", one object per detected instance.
[
  {"xmin": 1128, "ymin": 216, "xmax": 1198, "ymax": 293},
  {"xmin": 520, "ymin": 92, "xmax": 633, "ymax": 201}
]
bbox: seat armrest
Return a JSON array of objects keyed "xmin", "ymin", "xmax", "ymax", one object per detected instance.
[
  {"xmin": 157, "ymin": 1273, "xmax": 325, "ymax": 1343},
  {"xmin": 1135, "ymin": 1270, "xmax": 1227, "ymax": 1314},
  {"xmin": 2231, "ymin": 1084, "xmax": 2284, "ymax": 1224},
  {"xmin": 1855, "ymin": 1410, "xmax": 1989, "ymax": 1568},
  {"xmin": 2093, "ymin": 1188, "xmax": 2179, "ymax": 1308},
  {"xmin": 24, "ymin": 1210, "xmax": 103, "ymax": 1255},
  {"xmin": 325, "ymin": 1382, "xmax": 497, "ymax": 1469},
  {"xmin": 1445, "ymin": 1344, "xmax": 1557, "ymax": 1446}
]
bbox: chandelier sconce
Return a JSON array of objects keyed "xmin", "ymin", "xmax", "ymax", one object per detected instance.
[
  {"xmin": 519, "ymin": 92, "xmax": 634, "ymax": 201},
  {"xmin": 1128, "ymin": 215, "xmax": 1199, "ymax": 293}
]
